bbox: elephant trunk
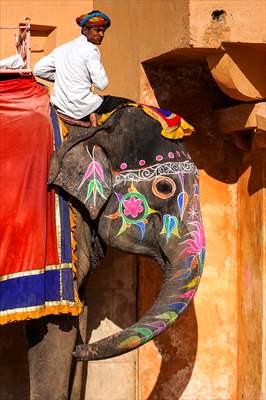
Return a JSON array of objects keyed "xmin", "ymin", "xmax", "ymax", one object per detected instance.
[{"xmin": 73, "ymin": 221, "xmax": 205, "ymax": 361}]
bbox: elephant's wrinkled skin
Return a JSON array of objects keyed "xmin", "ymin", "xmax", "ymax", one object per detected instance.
[{"xmin": 50, "ymin": 107, "xmax": 205, "ymax": 359}]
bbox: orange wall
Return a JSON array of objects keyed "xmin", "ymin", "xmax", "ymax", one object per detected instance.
[
  {"xmin": 0, "ymin": 0, "xmax": 92, "ymax": 63},
  {"xmin": 237, "ymin": 148, "xmax": 266, "ymax": 399},
  {"xmin": 189, "ymin": 0, "xmax": 266, "ymax": 47},
  {"xmin": 94, "ymin": 0, "xmax": 190, "ymax": 101}
]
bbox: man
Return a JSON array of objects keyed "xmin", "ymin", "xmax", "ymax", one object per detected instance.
[{"xmin": 34, "ymin": 10, "xmax": 131, "ymax": 126}]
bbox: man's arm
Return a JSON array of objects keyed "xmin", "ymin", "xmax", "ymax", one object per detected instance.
[
  {"xmin": 34, "ymin": 53, "xmax": 56, "ymax": 82},
  {"xmin": 0, "ymin": 54, "xmax": 25, "ymax": 69},
  {"xmin": 86, "ymin": 47, "xmax": 108, "ymax": 90}
]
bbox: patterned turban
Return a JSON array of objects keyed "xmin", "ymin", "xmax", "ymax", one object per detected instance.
[{"xmin": 76, "ymin": 11, "xmax": 111, "ymax": 28}]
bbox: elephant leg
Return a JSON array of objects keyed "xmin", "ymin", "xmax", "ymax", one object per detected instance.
[
  {"xmin": 0, "ymin": 323, "xmax": 29, "ymax": 400},
  {"xmin": 27, "ymin": 315, "xmax": 78, "ymax": 400},
  {"xmin": 69, "ymin": 306, "xmax": 88, "ymax": 400}
]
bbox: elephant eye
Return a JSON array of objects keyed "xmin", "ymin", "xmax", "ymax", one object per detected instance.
[
  {"xmin": 157, "ymin": 181, "xmax": 172, "ymax": 192},
  {"xmin": 152, "ymin": 176, "xmax": 176, "ymax": 199}
]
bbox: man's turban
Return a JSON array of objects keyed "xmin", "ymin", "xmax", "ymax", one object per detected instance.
[{"xmin": 76, "ymin": 11, "xmax": 111, "ymax": 28}]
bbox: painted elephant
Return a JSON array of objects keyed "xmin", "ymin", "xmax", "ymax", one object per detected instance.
[{"xmin": 49, "ymin": 105, "xmax": 206, "ymax": 362}]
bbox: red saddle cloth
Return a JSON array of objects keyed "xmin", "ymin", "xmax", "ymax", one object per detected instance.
[{"xmin": 0, "ymin": 77, "xmax": 81, "ymax": 324}]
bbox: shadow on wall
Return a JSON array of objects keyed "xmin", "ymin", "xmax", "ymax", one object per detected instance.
[
  {"xmin": 138, "ymin": 257, "xmax": 198, "ymax": 400},
  {"xmin": 142, "ymin": 61, "xmax": 265, "ymax": 195},
  {"xmin": 149, "ymin": 306, "xmax": 198, "ymax": 400}
]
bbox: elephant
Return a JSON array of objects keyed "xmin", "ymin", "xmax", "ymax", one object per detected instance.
[
  {"xmin": 49, "ymin": 105, "xmax": 206, "ymax": 361},
  {"xmin": 20, "ymin": 104, "xmax": 205, "ymax": 400}
]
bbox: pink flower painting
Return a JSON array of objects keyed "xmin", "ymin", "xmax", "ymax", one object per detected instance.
[
  {"xmin": 179, "ymin": 220, "xmax": 205, "ymax": 272},
  {"xmin": 123, "ymin": 196, "xmax": 144, "ymax": 218}
]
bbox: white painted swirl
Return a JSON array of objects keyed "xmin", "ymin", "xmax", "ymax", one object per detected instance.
[{"xmin": 113, "ymin": 161, "xmax": 197, "ymax": 187}]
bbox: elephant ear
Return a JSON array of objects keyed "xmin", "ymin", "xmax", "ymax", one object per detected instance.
[{"xmin": 51, "ymin": 143, "xmax": 112, "ymax": 220}]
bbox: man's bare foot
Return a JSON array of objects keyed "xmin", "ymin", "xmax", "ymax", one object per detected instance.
[{"xmin": 89, "ymin": 113, "xmax": 98, "ymax": 127}]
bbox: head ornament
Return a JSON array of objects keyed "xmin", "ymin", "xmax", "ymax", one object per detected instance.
[{"xmin": 76, "ymin": 11, "xmax": 111, "ymax": 28}]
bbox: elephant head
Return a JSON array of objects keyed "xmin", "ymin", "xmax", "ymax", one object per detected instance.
[{"xmin": 49, "ymin": 107, "xmax": 205, "ymax": 361}]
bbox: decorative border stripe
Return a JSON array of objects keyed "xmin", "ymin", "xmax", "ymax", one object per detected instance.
[
  {"xmin": 0, "ymin": 263, "xmax": 72, "ymax": 282},
  {"xmin": 0, "ymin": 268, "xmax": 75, "ymax": 311},
  {"xmin": 113, "ymin": 161, "xmax": 197, "ymax": 186}
]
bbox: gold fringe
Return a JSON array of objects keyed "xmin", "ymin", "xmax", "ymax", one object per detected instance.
[
  {"xmin": 0, "ymin": 302, "xmax": 82, "ymax": 326},
  {"xmin": 69, "ymin": 202, "xmax": 78, "ymax": 275}
]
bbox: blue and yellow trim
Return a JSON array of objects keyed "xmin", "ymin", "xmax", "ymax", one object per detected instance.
[{"xmin": 0, "ymin": 263, "xmax": 82, "ymax": 324}]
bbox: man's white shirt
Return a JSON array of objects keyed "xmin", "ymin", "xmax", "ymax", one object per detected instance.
[{"xmin": 34, "ymin": 35, "xmax": 108, "ymax": 119}]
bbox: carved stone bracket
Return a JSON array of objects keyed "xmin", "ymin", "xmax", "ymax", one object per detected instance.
[
  {"xmin": 207, "ymin": 43, "xmax": 266, "ymax": 102},
  {"xmin": 214, "ymin": 102, "xmax": 266, "ymax": 150},
  {"xmin": 207, "ymin": 42, "xmax": 266, "ymax": 149}
]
